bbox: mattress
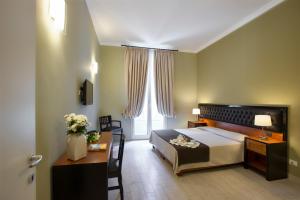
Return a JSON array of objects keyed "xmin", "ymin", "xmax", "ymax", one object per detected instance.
[{"xmin": 149, "ymin": 126, "xmax": 246, "ymax": 174}]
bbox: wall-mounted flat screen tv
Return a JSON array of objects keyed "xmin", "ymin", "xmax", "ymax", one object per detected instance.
[{"xmin": 81, "ymin": 79, "xmax": 93, "ymax": 105}]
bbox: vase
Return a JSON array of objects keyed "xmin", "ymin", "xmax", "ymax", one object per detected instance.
[{"xmin": 67, "ymin": 134, "xmax": 87, "ymax": 161}]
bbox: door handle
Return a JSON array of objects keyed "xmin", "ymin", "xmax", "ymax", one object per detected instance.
[{"xmin": 29, "ymin": 155, "xmax": 43, "ymax": 168}]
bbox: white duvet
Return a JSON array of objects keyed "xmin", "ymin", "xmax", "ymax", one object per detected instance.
[{"xmin": 149, "ymin": 126, "xmax": 246, "ymax": 174}]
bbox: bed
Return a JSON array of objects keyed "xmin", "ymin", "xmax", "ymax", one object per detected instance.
[
  {"xmin": 149, "ymin": 104, "xmax": 288, "ymax": 175},
  {"xmin": 150, "ymin": 126, "xmax": 245, "ymax": 174}
]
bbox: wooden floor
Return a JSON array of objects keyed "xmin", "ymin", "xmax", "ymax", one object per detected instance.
[{"xmin": 108, "ymin": 140, "xmax": 300, "ymax": 200}]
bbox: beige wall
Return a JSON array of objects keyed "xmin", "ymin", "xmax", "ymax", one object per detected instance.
[
  {"xmin": 197, "ymin": 0, "xmax": 300, "ymax": 177},
  {"xmin": 99, "ymin": 46, "xmax": 198, "ymax": 137},
  {"xmin": 36, "ymin": 1, "xmax": 101, "ymax": 200},
  {"xmin": 99, "ymin": 46, "xmax": 126, "ymax": 121},
  {"xmin": 170, "ymin": 51, "xmax": 198, "ymax": 128}
]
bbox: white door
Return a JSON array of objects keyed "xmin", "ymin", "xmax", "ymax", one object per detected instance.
[{"xmin": 0, "ymin": 1, "xmax": 38, "ymax": 200}]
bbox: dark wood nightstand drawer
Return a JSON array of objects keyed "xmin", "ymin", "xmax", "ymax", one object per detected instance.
[
  {"xmin": 188, "ymin": 121, "xmax": 207, "ymax": 128},
  {"xmin": 246, "ymin": 139, "xmax": 266, "ymax": 155}
]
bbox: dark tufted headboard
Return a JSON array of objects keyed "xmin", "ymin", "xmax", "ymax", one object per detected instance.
[{"xmin": 198, "ymin": 104, "xmax": 288, "ymax": 140}]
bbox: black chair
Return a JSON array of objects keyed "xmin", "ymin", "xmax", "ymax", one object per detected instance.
[
  {"xmin": 108, "ymin": 133, "xmax": 125, "ymax": 200},
  {"xmin": 99, "ymin": 115, "xmax": 123, "ymax": 134}
]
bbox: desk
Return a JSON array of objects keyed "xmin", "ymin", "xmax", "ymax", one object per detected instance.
[{"xmin": 52, "ymin": 132, "xmax": 113, "ymax": 200}]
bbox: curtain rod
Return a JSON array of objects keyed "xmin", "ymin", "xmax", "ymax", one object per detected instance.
[{"xmin": 121, "ymin": 44, "xmax": 178, "ymax": 52}]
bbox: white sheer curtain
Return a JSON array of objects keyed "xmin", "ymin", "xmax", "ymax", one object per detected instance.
[
  {"xmin": 154, "ymin": 49, "xmax": 175, "ymax": 118},
  {"xmin": 123, "ymin": 47, "xmax": 149, "ymax": 118}
]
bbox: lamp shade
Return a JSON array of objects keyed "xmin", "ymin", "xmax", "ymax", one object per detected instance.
[
  {"xmin": 192, "ymin": 108, "xmax": 200, "ymax": 115},
  {"xmin": 254, "ymin": 115, "xmax": 272, "ymax": 127}
]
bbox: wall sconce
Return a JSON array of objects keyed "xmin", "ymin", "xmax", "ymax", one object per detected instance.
[
  {"xmin": 91, "ymin": 61, "xmax": 98, "ymax": 75},
  {"xmin": 49, "ymin": 0, "xmax": 66, "ymax": 32}
]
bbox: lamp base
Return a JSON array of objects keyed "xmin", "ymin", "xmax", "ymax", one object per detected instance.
[
  {"xmin": 259, "ymin": 128, "xmax": 271, "ymax": 140},
  {"xmin": 259, "ymin": 136, "xmax": 268, "ymax": 140}
]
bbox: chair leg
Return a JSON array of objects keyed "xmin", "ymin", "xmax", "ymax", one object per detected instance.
[{"xmin": 118, "ymin": 175, "xmax": 124, "ymax": 200}]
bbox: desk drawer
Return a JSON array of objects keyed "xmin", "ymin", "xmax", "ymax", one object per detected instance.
[{"xmin": 246, "ymin": 139, "xmax": 266, "ymax": 155}]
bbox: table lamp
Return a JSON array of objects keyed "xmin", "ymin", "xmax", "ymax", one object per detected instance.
[
  {"xmin": 254, "ymin": 115, "xmax": 272, "ymax": 140},
  {"xmin": 192, "ymin": 108, "xmax": 200, "ymax": 121}
]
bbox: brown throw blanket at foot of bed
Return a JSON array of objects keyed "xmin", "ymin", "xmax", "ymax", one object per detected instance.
[{"xmin": 153, "ymin": 129, "xmax": 209, "ymax": 165}]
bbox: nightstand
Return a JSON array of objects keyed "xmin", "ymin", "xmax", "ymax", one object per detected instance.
[
  {"xmin": 244, "ymin": 137, "xmax": 287, "ymax": 181},
  {"xmin": 187, "ymin": 121, "xmax": 207, "ymax": 128}
]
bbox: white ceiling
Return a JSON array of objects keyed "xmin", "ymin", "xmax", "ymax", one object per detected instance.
[{"xmin": 85, "ymin": 0, "xmax": 283, "ymax": 53}]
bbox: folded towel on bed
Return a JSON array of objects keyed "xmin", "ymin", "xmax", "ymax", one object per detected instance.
[{"xmin": 169, "ymin": 134, "xmax": 200, "ymax": 148}]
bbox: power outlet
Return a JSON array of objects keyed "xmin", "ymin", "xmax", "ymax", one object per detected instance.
[{"xmin": 289, "ymin": 159, "xmax": 298, "ymax": 167}]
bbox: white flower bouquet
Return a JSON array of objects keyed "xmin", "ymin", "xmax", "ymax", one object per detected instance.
[{"xmin": 64, "ymin": 113, "xmax": 90, "ymax": 135}]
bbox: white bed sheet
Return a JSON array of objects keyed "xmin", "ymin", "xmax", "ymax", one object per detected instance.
[{"xmin": 149, "ymin": 127, "xmax": 245, "ymax": 173}]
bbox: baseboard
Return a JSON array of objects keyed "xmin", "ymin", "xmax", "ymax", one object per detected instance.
[{"xmin": 288, "ymin": 173, "xmax": 300, "ymax": 183}]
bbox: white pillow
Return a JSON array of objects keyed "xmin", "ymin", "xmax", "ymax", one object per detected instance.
[{"xmin": 198, "ymin": 126, "xmax": 246, "ymax": 142}]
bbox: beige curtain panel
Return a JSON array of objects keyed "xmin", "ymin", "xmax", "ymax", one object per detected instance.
[
  {"xmin": 154, "ymin": 49, "xmax": 175, "ymax": 118},
  {"xmin": 123, "ymin": 47, "xmax": 149, "ymax": 118}
]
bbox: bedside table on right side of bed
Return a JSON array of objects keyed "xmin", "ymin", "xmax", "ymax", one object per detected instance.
[
  {"xmin": 244, "ymin": 136, "xmax": 287, "ymax": 181},
  {"xmin": 187, "ymin": 121, "xmax": 207, "ymax": 128}
]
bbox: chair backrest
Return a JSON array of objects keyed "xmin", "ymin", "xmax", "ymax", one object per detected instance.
[
  {"xmin": 117, "ymin": 134, "xmax": 126, "ymax": 172},
  {"xmin": 99, "ymin": 115, "xmax": 112, "ymax": 131},
  {"xmin": 86, "ymin": 130, "xmax": 98, "ymax": 134}
]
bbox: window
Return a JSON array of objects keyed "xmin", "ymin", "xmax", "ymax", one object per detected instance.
[{"xmin": 133, "ymin": 50, "xmax": 164, "ymax": 139}]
